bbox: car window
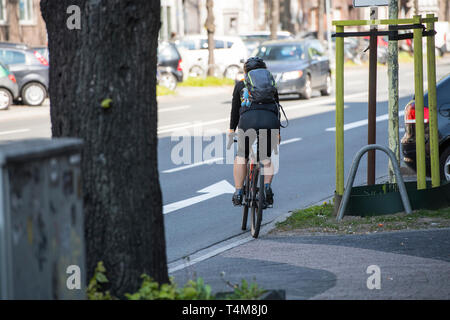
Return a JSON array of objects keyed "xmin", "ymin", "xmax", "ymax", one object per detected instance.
[
  {"xmin": 199, "ymin": 39, "xmax": 226, "ymax": 49},
  {"xmin": 0, "ymin": 49, "xmax": 26, "ymax": 65},
  {"xmin": 226, "ymin": 41, "xmax": 234, "ymax": 48},
  {"xmin": 255, "ymin": 44, "xmax": 304, "ymax": 61},
  {"xmin": 158, "ymin": 43, "xmax": 179, "ymax": 61},
  {"xmin": 177, "ymin": 39, "xmax": 196, "ymax": 50}
]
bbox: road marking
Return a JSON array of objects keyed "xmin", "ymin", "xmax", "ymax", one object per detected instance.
[
  {"xmin": 283, "ymin": 92, "xmax": 367, "ymax": 112},
  {"xmin": 280, "ymin": 137, "xmax": 302, "ymax": 145},
  {"xmin": 159, "ymin": 105, "xmax": 191, "ymax": 113},
  {"xmin": 158, "ymin": 118, "xmax": 228, "ymax": 134},
  {"xmin": 158, "ymin": 122, "xmax": 191, "ymax": 130},
  {"xmin": 325, "ymin": 110, "xmax": 405, "ymax": 132},
  {"xmin": 163, "ymin": 180, "xmax": 235, "ymax": 214},
  {"xmin": 0, "ymin": 129, "xmax": 30, "ymax": 136},
  {"xmin": 162, "ymin": 157, "xmax": 224, "ymax": 173}
]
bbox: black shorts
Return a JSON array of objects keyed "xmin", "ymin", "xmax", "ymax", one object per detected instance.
[{"xmin": 237, "ymin": 109, "xmax": 280, "ymax": 160}]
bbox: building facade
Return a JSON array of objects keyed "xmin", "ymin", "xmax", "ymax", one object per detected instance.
[
  {"xmin": 0, "ymin": 0, "xmax": 46, "ymax": 46},
  {"xmin": 161, "ymin": 0, "xmax": 449, "ymax": 38}
]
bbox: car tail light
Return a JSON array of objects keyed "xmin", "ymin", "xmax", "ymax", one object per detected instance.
[
  {"xmin": 177, "ymin": 59, "xmax": 182, "ymax": 72},
  {"xmin": 8, "ymin": 74, "xmax": 16, "ymax": 83},
  {"xmin": 34, "ymin": 51, "xmax": 49, "ymax": 66},
  {"xmin": 405, "ymin": 102, "xmax": 429, "ymax": 124}
]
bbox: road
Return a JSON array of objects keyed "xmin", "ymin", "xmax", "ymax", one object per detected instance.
[{"xmin": 1, "ymin": 57, "xmax": 450, "ymax": 265}]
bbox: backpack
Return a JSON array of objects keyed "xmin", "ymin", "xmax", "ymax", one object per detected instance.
[{"xmin": 244, "ymin": 69, "xmax": 277, "ymax": 104}]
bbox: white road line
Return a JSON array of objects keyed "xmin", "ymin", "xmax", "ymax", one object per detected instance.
[
  {"xmin": 163, "ymin": 157, "xmax": 224, "ymax": 173},
  {"xmin": 283, "ymin": 92, "xmax": 367, "ymax": 112},
  {"xmin": 280, "ymin": 137, "xmax": 302, "ymax": 145},
  {"xmin": 158, "ymin": 122, "xmax": 191, "ymax": 130},
  {"xmin": 326, "ymin": 110, "xmax": 405, "ymax": 132},
  {"xmin": 159, "ymin": 105, "xmax": 191, "ymax": 113},
  {"xmin": 0, "ymin": 129, "xmax": 30, "ymax": 136},
  {"xmin": 157, "ymin": 118, "xmax": 228, "ymax": 134}
]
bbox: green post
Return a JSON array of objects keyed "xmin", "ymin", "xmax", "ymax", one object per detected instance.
[
  {"xmin": 426, "ymin": 13, "xmax": 440, "ymax": 187},
  {"xmin": 335, "ymin": 24, "xmax": 345, "ymax": 211},
  {"xmin": 413, "ymin": 15, "xmax": 427, "ymax": 190}
]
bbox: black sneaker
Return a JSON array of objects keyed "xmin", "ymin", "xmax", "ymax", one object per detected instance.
[
  {"xmin": 232, "ymin": 191, "xmax": 243, "ymax": 206},
  {"xmin": 265, "ymin": 186, "xmax": 274, "ymax": 206}
]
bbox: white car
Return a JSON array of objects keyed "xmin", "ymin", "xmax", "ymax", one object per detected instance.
[
  {"xmin": 240, "ymin": 31, "xmax": 294, "ymax": 56},
  {"xmin": 435, "ymin": 22, "xmax": 450, "ymax": 56},
  {"xmin": 175, "ymin": 35, "xmax": 248, "ymax": 79}
]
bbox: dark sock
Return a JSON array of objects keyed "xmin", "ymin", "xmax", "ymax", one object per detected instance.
[{"xmin": 236, "ymin": 188, "xmax": 243, "ymax": 195}]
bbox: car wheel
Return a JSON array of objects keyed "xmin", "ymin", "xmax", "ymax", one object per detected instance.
[
  {"xmin": 159, "ymin": 72, "xmax": 177, "ymax": 91},
  {"xmin": 320, "ymin": 73, "xmax": 332, "ymax": 96},
  {"xmin": 440, "ymin": 146, "xmax": 450, "ymax": 183},
  {"xmin": 300, "ymin": 74, "xmax": 312, "ymax": 100},
  {"xmin": 0, "ymin": 88, "xmax": 12, "ymax": 110},
  {"xmin": 22, "ymin": 82, "xmax": 47, "ymax": 106},
  {"xmin": 224, "ymin": 65, "xmax": 241, "ymax": 80}
]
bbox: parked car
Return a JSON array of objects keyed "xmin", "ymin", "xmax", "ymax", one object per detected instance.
[
  {"xmin": 401, "ymin": 73, "xmax": 450, "ymax": 182},
  {"xmin": 240, "ymin": 31, "xmax": 293, "ymax": 56},
  {"xmin": 0, "ymin": 62, "xmax": 19, "ymax": 110},
  {"xmin": 174, "ymin": 35, "xmax": 247, "ymax": 79},
  {"xmin": 32, "ymin": 46, "xmax": 50, "ymax": 62},
  {"xmin": 254, "ymin": 39, "xmax": 331, "ymax": 99},
  {"xmin": 0, "ymin": 43, "xmax": 49, "ymax": 106},
  {"xmin": 157, "ymin": 41, "xmax": 183, "ymax": 91}
]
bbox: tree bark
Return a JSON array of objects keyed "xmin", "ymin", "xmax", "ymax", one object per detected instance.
[
  {"xmin": 40, "ymin": 0, "xmax": 169, "ymax": 298},
  {"xmin": 270, "ymin": 0, "xmax": 279, "ymax": 40},
  {"xmin": 317, "ymin": 0, "xmax": 324, "ymax": 41},
  {"xmin": 205, "ymin": 0, "xmax": 215, "ymax": 77},
  {"xmin": 388, "ymin": 0, "xmax": 400, "ymax": 183}
]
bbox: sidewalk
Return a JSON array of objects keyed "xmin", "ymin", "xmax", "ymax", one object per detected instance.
[{"xmin": 170, "ymin": 224, "xmax": 450, "ymax": 299}]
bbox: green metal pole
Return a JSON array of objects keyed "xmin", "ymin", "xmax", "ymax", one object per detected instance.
[
  {"xmin": 426, "ymin": 13, "xmax": 440, "ymax": 187},
  {"xmin": 413, "ymin": 15, "xmax": 427, "ymax": 190},
  {"xmin": 335, "ymin": 24, "xmax": 345, "ymax": 212}
]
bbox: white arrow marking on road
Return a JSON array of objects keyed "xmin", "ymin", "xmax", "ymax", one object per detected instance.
[{"xmin": 163, "ymin": 180, "xmax": 235, "ymax": 215}]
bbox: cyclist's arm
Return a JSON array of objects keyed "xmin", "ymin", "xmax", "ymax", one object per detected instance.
[{"xmin": 230, "ymin": 81, "xmax": 244, "ymax": 131}]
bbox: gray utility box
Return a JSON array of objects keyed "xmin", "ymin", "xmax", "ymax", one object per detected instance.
[{"xmin": 0, "ymin": 139, "xmax": 85, "ymax": 299}]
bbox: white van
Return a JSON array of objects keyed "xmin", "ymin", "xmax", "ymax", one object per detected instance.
[{"xmin": 175, "ymin": 35, "xmax": 248, "ymax": 79}]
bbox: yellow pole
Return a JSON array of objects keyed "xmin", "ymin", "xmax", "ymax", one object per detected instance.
[
  {"xmin": 413, "ymin": 15, "xmax": 427, "ymax": 190},
  {"xmin": 335, "ymin": 25, "xmax": 345, "ymax": 210},
  {"xmin": 426, "ymin": 13, "xmax": 440, "ymax": 187}
]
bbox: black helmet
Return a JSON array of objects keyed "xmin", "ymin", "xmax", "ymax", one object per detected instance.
[{"xmin": 244, "ymin": 56, "xmax": 266, "ymax": 73}]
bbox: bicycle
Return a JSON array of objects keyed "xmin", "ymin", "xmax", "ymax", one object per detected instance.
[{"xmin": 228, "ymin": 132, "xmax": 269, "ymax": 238}]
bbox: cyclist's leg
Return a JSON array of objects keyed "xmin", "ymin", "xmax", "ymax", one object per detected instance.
[{"xmin": 233, "ymin": 128, "xmax": 257, "ymax": 205}]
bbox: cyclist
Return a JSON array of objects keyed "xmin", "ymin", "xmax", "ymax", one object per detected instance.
[{"xmin": 229, "ymin": 56, "xmax": 281, "ymax": 207}]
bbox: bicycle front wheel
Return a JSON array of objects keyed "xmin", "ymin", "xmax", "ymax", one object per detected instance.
[{"xmin": 250, "ymin": 166, "xmax": 264, "ymax": 238}]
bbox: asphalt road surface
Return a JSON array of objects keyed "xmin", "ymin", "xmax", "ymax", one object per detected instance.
[{"xmin": 1, "ymin": 57, "xmax": 450, "ymax": 265}]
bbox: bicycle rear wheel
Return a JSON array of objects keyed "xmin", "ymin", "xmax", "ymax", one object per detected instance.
[{"xmin": 250, "ymin": 166, "xmax": 264, "ymax": 238}]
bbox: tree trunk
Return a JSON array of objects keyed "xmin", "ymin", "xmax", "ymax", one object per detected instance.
[
  {"xmin": 388, "ymin": 0, "xmax": 400, "ymax": 183},
  {"xmin": 40, "ymin": 0, "xmax": 169, "ymax": 298},
  {"xmin": 205, "ymin": 0, "xmax": 215, "ymax": 77},
  {"xmin": 270, "ymin": 0, "xmax": 280, "ymax": 40},
  {"xmin": 317, "ymin": 0, "xmax": 324, "ymax": 41}
]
